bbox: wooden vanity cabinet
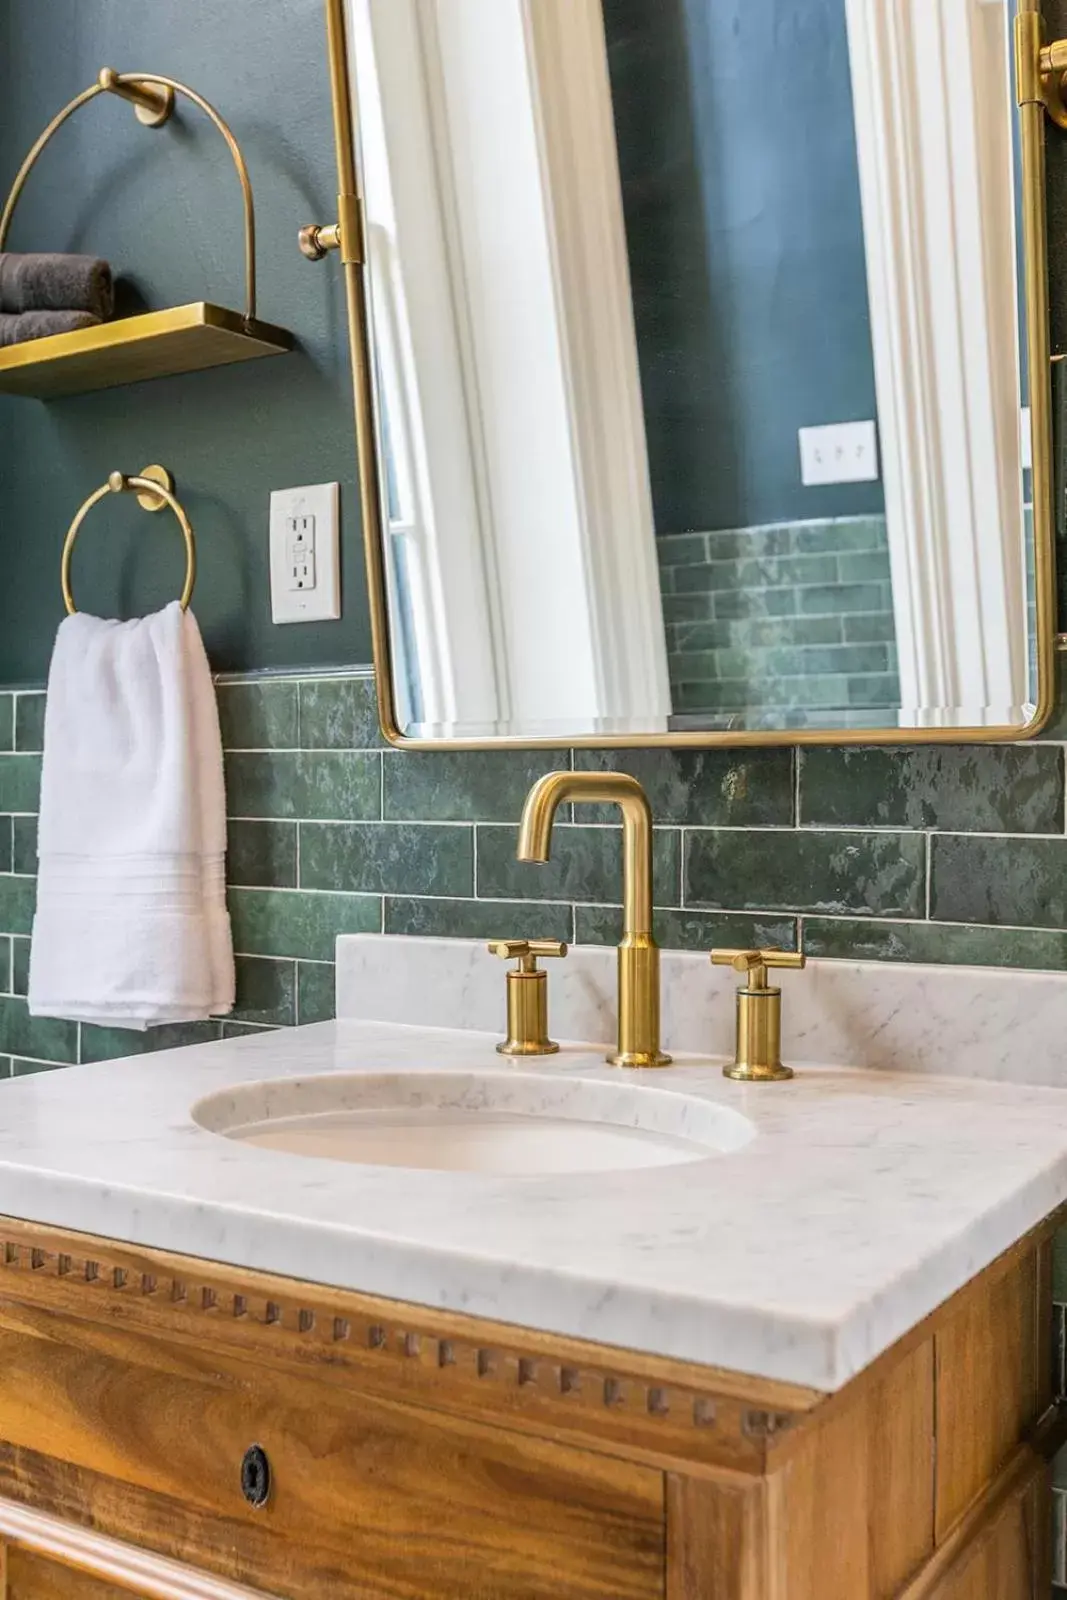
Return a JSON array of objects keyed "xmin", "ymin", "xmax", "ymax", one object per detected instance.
[{"xmin": 0, "ymin": 1214, "xmax": 1057, "ymax": 1600}]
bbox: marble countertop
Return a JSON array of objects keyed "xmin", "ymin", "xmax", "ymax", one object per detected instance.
[{"xmin": 0, "ymin": 1016, "xmax": 1066, "ymax": 1391}]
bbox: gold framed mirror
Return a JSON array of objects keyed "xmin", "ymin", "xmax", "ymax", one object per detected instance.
[{"xmin": 316, "ymin": 0, "xmax": 1058, "ymax": 750}]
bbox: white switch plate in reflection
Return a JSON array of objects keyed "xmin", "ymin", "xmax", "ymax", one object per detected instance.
[
  {"xmin": 799, "ymin": 421, "xmax": 880, "ymax": 486},
  {"xmin": 270, "ymin": 484, "xmax": 341, "ymax": 624}
]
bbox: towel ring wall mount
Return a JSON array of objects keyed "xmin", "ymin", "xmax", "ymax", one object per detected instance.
[{"xmin": 61, "ymin": 466, "xmax": 197, "ymax": 616}]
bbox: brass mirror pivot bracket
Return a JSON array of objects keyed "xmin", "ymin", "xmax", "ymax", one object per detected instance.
[
  {"xmin": 489, "ymin": 940, "xmax": 568, "ymax": 1058},
  {"xmin": 299, "ymin": 195, "xmax": 365, "ymax": 265},
  {"xmin": 1016, "ymin": 12, "xmax": 1067, "ymax": 128},
  {"xmin": 711, "ymin": 949, "xmax": 807, "ymax": 1084}
]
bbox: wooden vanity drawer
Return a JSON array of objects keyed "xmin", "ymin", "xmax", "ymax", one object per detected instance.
[{"xmin": 0, "ymin": 1315, "xmax": 665, "ymax": 1600}]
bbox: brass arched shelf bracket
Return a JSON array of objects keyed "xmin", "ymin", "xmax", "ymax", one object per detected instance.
[
  {"xmin": 61, "ymin": 465, "xmax": 197, "ymax": 617},
  {"xmin": 0, "ymin": 68, "xmax": 257, "ymax": 323},
  {"xmin": 0, "ymin": 70, "xmax": 292, "ymax": 399}
]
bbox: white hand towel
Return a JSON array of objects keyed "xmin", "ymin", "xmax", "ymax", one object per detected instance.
[{"xmin": 27, "ymin": 601, "xmax": 236, "ymax": 1029}]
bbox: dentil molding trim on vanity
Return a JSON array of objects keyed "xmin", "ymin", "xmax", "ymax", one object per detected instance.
[{"xmin": 0, "ymin": 936, "xmax": 1063, "ymax": 1597}]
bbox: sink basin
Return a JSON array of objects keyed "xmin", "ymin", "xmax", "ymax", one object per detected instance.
[{"xmin": 193, "ymin": 1072, "xmax": 755, "ymax": 1176}]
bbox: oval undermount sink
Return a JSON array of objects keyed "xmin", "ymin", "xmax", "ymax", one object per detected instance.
[{"xmin": 192, "ymin": 1072, "xmax": 755, "ymax": 1176}]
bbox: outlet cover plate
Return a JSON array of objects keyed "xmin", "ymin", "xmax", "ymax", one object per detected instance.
[
  {"xmin": 798, "ymin": 421, "xmax": 880, "ymax": 487},
  {"xmin": 270, "ymin": 483, "xmax": 341, "ymax": 624}
]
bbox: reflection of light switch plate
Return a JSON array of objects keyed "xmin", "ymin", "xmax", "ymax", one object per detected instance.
[
  {"xmin": 270, "ymin": 484, "xmax": 340, "ymax": 624},
  {"xmin": 799, "ymin": 421, "xmax": 880, "ymax": 486}
]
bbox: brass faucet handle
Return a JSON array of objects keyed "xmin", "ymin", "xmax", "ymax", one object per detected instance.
[
  {"xmin": 488, "ymin": 939, "xmax": 568, "ymax": 973},
  {"xmin": 488, "ymin": 941, "xmax": 568, "ymax": 1058},
  {"xmin": 711, "ymin": 949, "xmax": 806, "ymax": 1084},
  {"xmin": 711, "ymin": 948, "xmax": 806, "ymax": 990}
]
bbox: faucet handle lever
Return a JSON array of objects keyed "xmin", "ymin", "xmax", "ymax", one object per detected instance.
[
  {"xmin": 711, "ymin": 948, "xmax": 806, "ymax": 992},
  {"xmin": 710, "ymin": 949, "xmax": 806, "ymax": 1084},
  {"xmin": 489, "ymin": 939, "xmax": 568, "ymax": 974},
  {"xmin": 488, "ymin": 941, "xmax": 568, "ymax": 1058}
]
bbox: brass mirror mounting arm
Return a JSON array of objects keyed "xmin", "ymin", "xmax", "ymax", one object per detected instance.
[{"xmin": 298, "ymin": 195, "xmax": 365, "ymax": 266}]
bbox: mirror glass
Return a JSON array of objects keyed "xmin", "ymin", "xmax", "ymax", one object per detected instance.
[{"xmin": 349, "ymin": 0, "xmax": 1034, "ymax": 741}]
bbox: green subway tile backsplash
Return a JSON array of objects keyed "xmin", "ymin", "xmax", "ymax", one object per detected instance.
[
  {"xmin": 13, "ymin": 694, "xmax": 44, "ymax": 754},
  {"xmin": 800, "ymin": 747, "xmax": 1066, "ymax": 834},
  {"xmin": 383, "ymin": 751, "xmax": 568, "ymax": 824},
  {"xmin": 298, "ymin": 677, "xmax": 383, "ymax": 750},
  {"xmin": 476, "ymin": 823, "xmax": 681, "ymax": 907},
  {"xmin": 0, "ymin": 754, "xmax": 40, "ymax": 815},
  {"xmin": 227, "ymin": 886, "xmax": 381, "ymax": 964},
  {"xmin": 300, "ymin": 821, "xmax": 474, "ymax": 898},
  {"xmin": 226, "ymin": 751, "xmax": 381, "ymax": 822},
  {"xmin": 685, "ymin": 830, "xmax": 927, "ymax": 918},
  {"xmin": 573, "ymin": 750, "xmax": 793, "ymax": 827},
  {"xmin": 930, "ymin": 836, "xmax": 1067, "ymax": 930},
  {"xmin": 216, "ymin": 681, "xmax": 299, "ymax": 752},
  {"xmin": 227, "ymin": 820, "xmax": 298, "ymax": 890},
  {"xmin": 5, "ymin": 663, "xmax": 1067, "ymax": 1074},
  {"xmin": 383, "ymin": 896, "xmax": 573, "ymax": 944}
]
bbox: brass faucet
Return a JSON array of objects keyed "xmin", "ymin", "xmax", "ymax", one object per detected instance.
[
  {"xmin": 517, "ymin": 772, "xmax": 671, "ymax": 1068},
  {"xmin": 711, "ymin": 948, "xmax": 807, "ymax": 1082}
]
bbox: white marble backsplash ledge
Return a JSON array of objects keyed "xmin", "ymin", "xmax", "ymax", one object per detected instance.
[{"xmin": 336, "ymin": 935, "xmax": 1067, "ymax": 1088}]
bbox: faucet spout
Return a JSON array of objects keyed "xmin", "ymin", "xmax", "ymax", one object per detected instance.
[{"xmin": 517, "ymin": 772, "xmax": 670, "ymax": 1068}]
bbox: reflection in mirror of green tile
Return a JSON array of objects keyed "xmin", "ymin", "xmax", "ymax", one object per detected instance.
[
  {"xmin": 0, "ymin": 937, "xmax": 10, "ymax": 994},
  {"xmin": 0, "ymin": 698, "xmax": 11, "ymax": 752},
  {"xmin": 0, "ymin": 819, "xmax": 11, "ymax": 875}
]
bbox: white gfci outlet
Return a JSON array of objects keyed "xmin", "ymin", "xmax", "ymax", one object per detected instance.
[
  {"xmin": 270, "ymin": 484, "xmax": 340, "ymax": 624},
  {"xmin": 798, "ymin": 421, "xmax": 880, "ymax": 487}
]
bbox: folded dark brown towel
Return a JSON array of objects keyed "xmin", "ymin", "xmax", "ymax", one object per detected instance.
[
  {"xmin": 0, "ymin": 253, "xmax": 114, "ymax": 320},
  {"xmin": 0, "ymin": 309, "xmax": 101, "ymax": 347}
]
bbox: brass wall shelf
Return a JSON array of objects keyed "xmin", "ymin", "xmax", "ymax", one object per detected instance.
[
  {"xmin": 0, "ymin": 303, "xmax": 292, "ymax": 400},
  {"xmin": 0, "ymin": 69, "xmax": 293, "ymax": 401}
]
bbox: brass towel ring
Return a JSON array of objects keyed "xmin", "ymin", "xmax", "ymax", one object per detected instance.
[
  {"xmin": 61, "ymin": 466, "xmax": 197, "ymax": 617},
  {"xmin": 0, "ymin": 69, "xmax": 257, "ymax": 324}
]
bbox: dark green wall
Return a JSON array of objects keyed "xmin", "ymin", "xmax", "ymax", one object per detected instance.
[
  {"xmin": 604, "ymin": 0, "xmax": 883, "ymax": 535},
  {"xmin": 0, "ymin": 0, "xmax": 372, "ymax": 687}
]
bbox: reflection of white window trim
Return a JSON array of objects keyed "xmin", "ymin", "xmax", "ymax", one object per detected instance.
[
  {"xmin": 352, "ymin": 0, "xmax": 671, "ymax": 737},
  {"xmin": 846, "ymin": 0, "xmax": 1027, "ymax": 727},
  {"xmin": 350, "ymin": 0, "xmax": 507, "ymax": 734}
]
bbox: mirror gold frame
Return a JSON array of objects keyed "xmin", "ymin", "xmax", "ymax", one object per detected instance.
[{"xmin": 319, "ymin": 0, "xmax": 1058, "ymax": 750}]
